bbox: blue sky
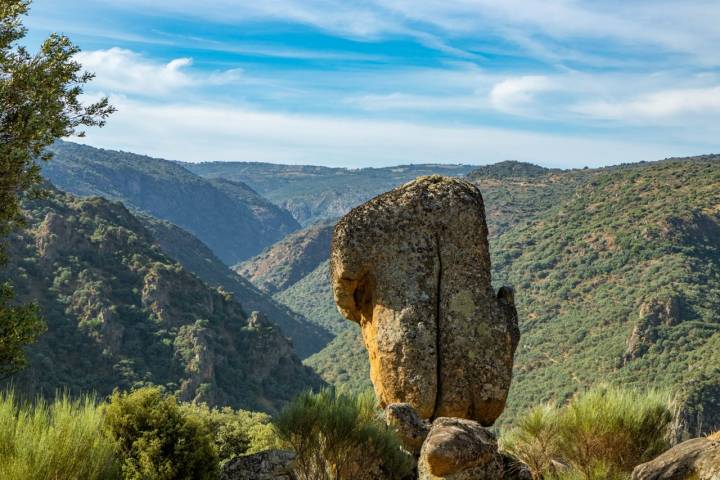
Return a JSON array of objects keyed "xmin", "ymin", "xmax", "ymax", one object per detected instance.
[{"xmin": 26, "ymin": 0, "xmax": 720, "ymax": 167}]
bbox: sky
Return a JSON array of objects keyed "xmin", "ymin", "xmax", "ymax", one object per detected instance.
[{"xmin": 24, "ymin": 0, "xmax": 720, "ymax": 168}]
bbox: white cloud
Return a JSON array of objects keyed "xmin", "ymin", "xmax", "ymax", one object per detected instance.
[
  {"xmin": 73, "ymin": 97, "xmax": 701, "ymax": 168},
  {"xmin": 489, "ymin": 75, "xmax": 556, "ymax": 115},
  {"xmin": 76, "ymin": 48, "xmax": 241, "ymax": 96},
  {"xmin": 76, "ymin": 48, "xmax": 194, "ymax": 96},
  {"xmin": 574, "ymin": 86, "xmax": 720, "ymax": 122}
]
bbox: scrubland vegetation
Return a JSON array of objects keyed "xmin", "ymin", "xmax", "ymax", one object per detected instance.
[
  {"xmin": 500, "ymin": 384, "xmax": 675, "ymax": 480},
  {"xmin": 274, "ymin": 389, "xmax": 414, "ymax": 480},
  {"xmin": 0, "ymin": 384, "xmax": 682, "ymax": 480},
  {"xmin": 0, "ymin": 387, "xmax": 283, "ymax": 480}
]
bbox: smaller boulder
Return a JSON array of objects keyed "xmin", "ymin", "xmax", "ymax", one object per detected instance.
[
  {"xmin": 632, "ymin": 437, "xmax": 720, "ymax": 480},
  {"xmin": 220, "ymin": 450, "xmax": 296, "ymax": 480},
  {"xmin": 418, "ymin": 417, "xmax": 503, "ymax": 480},
  {"xmin": 385, "ymin": 403, "xmax": 431, "ymax": 455},
  {"xmin": 499, "ymin": 452, "xmax": 533, "ymax": 480}
]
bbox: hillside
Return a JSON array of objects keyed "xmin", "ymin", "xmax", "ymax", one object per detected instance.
[
  {"xmin": 42, "ymin": 142, "xmax": 300, "ymax": 264},
  {"xmin": 184, "ymin": 162, "xmax": 477, "ymax": 225},
  {"xmin": 1, "ymin": 188, "xmax": 323, "ymax": 413},
  {"xmin": 274, "ymin": 259, "xmax": 346, "ymax": 335},
  {"xmin": 139, "ymin": 217, "xmax": 332, "ymax": 358},
  {"xmin": 236, "ymin": 221, "xmax": 334, "ymax": 295},
  {"xmin": 299, "ymin": 157, "xmax": 720, "ymax": 439}
]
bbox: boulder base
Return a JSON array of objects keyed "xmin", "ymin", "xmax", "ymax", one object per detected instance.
[
  {"xmin": 632, "ymin": 437, "xmax": 720, "ymax": 480},
  {"xmin": 418, "ymin": 417, "xmax": 503, "ymax": 480},
  {"xmin": 220, "ymin": 450, "xmax": 296, "ymax": 480},
  {"xmin": 386, "ymin": 403, "xmax": 431, "ymax": 456}
]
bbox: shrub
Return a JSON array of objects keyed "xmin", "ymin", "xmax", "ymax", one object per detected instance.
[
  {"xmin": 500, "ymin": 403, "xmax": 561, "ymax": 480},
  {"xmin": 181, "ymin": 402, "xmax": 281, "ymax": 465},
  {"xmin": 103, "ymin": 387, "xmax": 218, "ymax": 480},
  {"xmin": 274, "ymin": 389, "xmax": 414, "ymax": 480},
  {"xmin": 556, "ymin": 385, "xmax": 673, "ymax": 478},
  {"xmin": 500, "ymin": 384, "xmax": 674, "ymax": 480},
  {"xmin": 0, "ymin": 390, "xmax": 120, "ymax": 480}
]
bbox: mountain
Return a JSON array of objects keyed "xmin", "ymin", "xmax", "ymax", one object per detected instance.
[
  {"xmin": 2, "ymin": 188, "xmax": 323, "ymax": 413},
  {"xmin": 465, "ymin": 160, "xmax": 558, "ymax": 180},
  {"xmin": 184, "ymin": 162, "xmax": 477, "ymax": 225},
  {"xmin": 42, "ymin": 142, "xmax": 301, "ymax": 265},
  {"xmin": 279, "ymin": 156, "xmax": 720, "ymax": 439},
  {"xmin": 139, "ymin": 216, "xmax": 332, "ymax": 358},
  {"xmin": 491, "ymin": 156, "xmax": 720, "ymax": 436},
  {"xmin": 236, "ymin": 221, "xmax": 334, "ymax": 295}
]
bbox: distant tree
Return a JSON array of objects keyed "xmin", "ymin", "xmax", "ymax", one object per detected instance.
[{"xmin": 0, "ymin": 0, "xmax": 114, "ymax": 376}]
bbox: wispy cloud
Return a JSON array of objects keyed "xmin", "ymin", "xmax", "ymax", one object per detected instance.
[
  {"xmin": 92, "ymin": 0, "xmax": 720, "ymax": 66},
  {"xmin": 574, "ymin": 86, "xmax": 720, "ymax": 122},
  {"xmin": 32, "ymin": 1, "xmax": 719, "ymax": 167},
  {"xmin": 76, "ymin": 48, "xmax": 241, "ymax": 96}
]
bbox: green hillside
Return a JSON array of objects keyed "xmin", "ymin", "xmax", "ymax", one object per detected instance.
[
  {"xmin": 1, "ymin": 188, "xmax": 323, "ymax": 413},
  {"xmin": 42, "ymin": 142, "xmax": 300, "ymax": 264},
  {"xmin": 274, "ymin": 259, "xmax": 347, "ymax": 335},
  {"xmin": 236, "ymin": 221, "xmax": 334, "ymax": 295},
  {"xmin": 299, "ymin": 157, "xmax": 720, "ymax": 439},
  {"xmin": 185, "ymin": 161, "xmax": 477, "ymax": 225},
  {"xmin": 139, "ymin": 216, "xmax": 332, "ymax": 358}
]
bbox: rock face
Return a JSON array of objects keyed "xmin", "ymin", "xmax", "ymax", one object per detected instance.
[
  {"xmin": 385, "ymin": 403, "xmax": 431, "ymax": 455},
  {"xmin": 632, "ymin": 437, "xmax": 720, "ymax": 480},
  {"xmin": 330, "ymin": 175, "xmax": 520, "ymax": 425},
  {"xmin": 624, "ymin": 297, "xmax": 680, "ymax": 364},
  {"xmin": 220, "ymin": 450, "xmax": 296, "ymax": 480},
  {"xmin": 418, "ymin": 417, "xmax": 503, "ymax": 480}
]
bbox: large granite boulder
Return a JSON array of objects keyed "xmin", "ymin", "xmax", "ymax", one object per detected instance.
[
  {"xmin": 418, "ymin": 417, "xmax": 503, "ymax": 479},
  {"xmin": 632, "ymin": 437, "xmax": 720, "ymax": 480},
  {"xmin": 331, "ymin": 175, "xmax": 519, "ymax": 425}
]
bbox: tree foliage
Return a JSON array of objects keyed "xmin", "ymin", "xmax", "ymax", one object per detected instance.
[
  {"xmin": 103, "ymin": 387, "xmax": 218, "ymax": 480},
  {"xmin": 0, "ymin": 0, "xmax": 114, "ymax": 375}
]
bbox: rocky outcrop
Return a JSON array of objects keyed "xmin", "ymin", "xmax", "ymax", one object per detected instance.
[
  {"xmin": 671, "ymin": 375, "xmax": 720, "ymax": 443},
  {"xmin": 624, "ymin": 297, "xmax": 680, "ymax": 364},
  {"xmin": 418, "ymin": 417, "xmax": 503, "ymax": 480},
  {"xmin": 331, "ymin": 175, "xmax": 519, "ymax": 425},
  {"xmin": 220, "ymin": 450, "xmax": 296, "ymax": 480},
  {"xmin": 631, "ymin": 437, "xmax": 720, "ymax": 480}
]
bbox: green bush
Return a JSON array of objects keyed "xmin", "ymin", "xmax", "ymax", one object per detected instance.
[
  {"xmin": 274, "ymin": 389, "xmax": 414, "ymax": 480},
  {"xmin": 181, "ymin": 402, "xmax": 281, "ymax": 465},
  {"xmin": 103, "ymin": 387, "xmax": 218, "ymax": 480},
  {"xmin": 500, "ymin": 384, "xmax": 674, "ymax": 480},
  {"xmin": 500, "ymin": 403, "xmax": 560, "ymax": 480},
  {"xmin": 557, "ymin": 385, "xmax": 673, "ymax": 478},
  {"xmin": 0, "ymin": 390, "xmax": 120, "ymax": 480}
]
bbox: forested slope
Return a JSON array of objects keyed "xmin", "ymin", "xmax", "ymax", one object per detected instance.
[
  {"xmin": 2, "ymin": 188, "xmax": 323, "ymax": 412},
  {"xmin": 297, "ymin": 157, "xmax": 720, "ymax": 438},
  {"xmin": 42, "ymin": 142, "xmax": 300, "ymax": 264}
]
